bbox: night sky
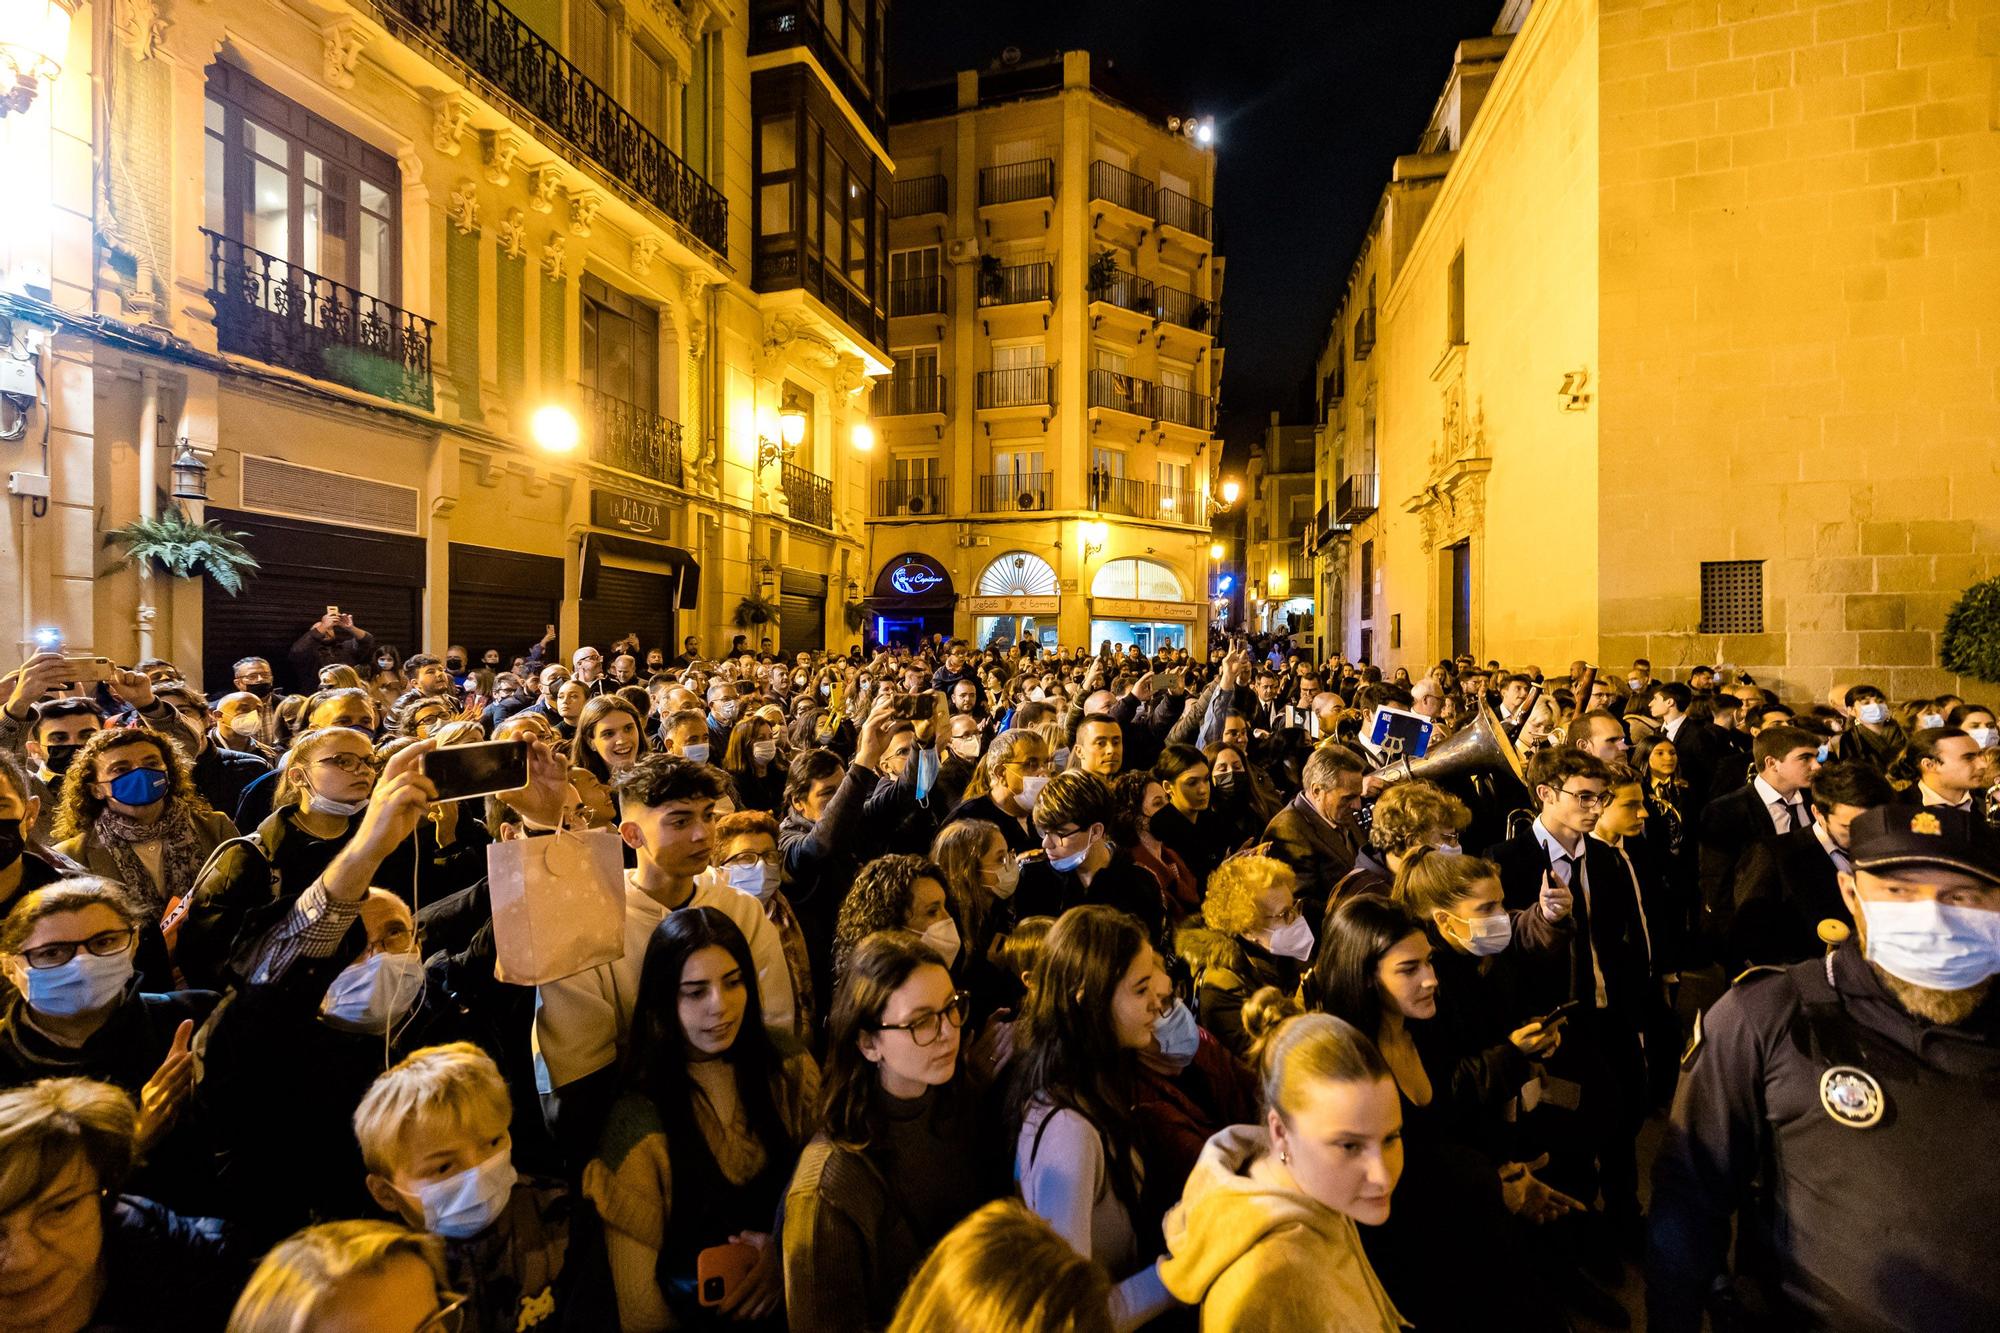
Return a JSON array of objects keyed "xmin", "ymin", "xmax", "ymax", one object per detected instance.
[{"xmin": 888, "ymin": 0, "xmax": 1503, "ymax": 461}]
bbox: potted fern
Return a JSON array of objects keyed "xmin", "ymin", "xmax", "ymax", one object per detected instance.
[
  {"xmin": 1087, "ymin": 248, "xmax": 1120, "ymax": 300},
  {"xmin": 733, "ymin": 593, "xmax": 780, "ymax": 629},
  {"xmin": 103, "ymin": 505, "xmax": 260, "ymax": 595}
]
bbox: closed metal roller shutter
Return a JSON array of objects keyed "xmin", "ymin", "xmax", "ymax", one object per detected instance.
[
  {"xmin": 780, "ymin": 569, "xmax": 826, "ymax": 653},
  {"xmin": 201, "ymin": 507, "xmax": 424, "ymax": 695},
  {"xmin": 448, "ymin": 544, "xmax": 564, "ymax": 664},
  {"xmin": 580, "ymin": 565, "xmax": 674, "ymax": 660}
]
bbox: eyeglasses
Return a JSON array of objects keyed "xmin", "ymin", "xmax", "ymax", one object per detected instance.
[
  {"xmin": 1008, "ymin": 759, "xmax": 1048, "ymax": 775},
  {"xmin": 1264, "ymin": 903, "xmax": 1302, "ymax": 926},
  {"xmin": 416, "ymin": 1292, "xmax": 469, "ymax": 1333},
  {"xmin": 315, "ymin": 753, "xmax": 378, "ymax": 776},
  {"xmin": 874, "ymin": 991, "xmax": 972, "ymax": 1046},
  {"xmin": 1554, "ymin": 786, "xmax": 1608, "ymax": 809},
  {"xmin": 19, "ymin": 927, "xmax": 135, "ymax": 971}
]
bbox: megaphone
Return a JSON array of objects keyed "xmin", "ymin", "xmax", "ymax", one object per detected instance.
[{"xmin": 1372, "ymin": 699, "xmax": 1528, "ymax": 791}]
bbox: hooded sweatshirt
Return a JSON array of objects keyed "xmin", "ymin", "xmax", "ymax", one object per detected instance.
[{"xmin": 1160, "ymin": 1125, "xmax": 1404, "ymax": 1333}]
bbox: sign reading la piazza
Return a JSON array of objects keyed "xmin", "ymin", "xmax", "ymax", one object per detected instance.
[{"xmin": 592, "ymin": 489, "xmax": 667, "ymax": 536}]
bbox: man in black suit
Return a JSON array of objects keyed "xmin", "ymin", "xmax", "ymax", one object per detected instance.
[
  {"xmin": 1672, "ymin": 692, "xmax": 1748, "ymax": 813},
  {"xmin": 1697, "ymin": 724, "xmax": 1821, "ymax": 948},
  {"xmin": 1262, "ymin": 742, "xmax": 1366, "ymax": 921},
  {"xmin": 1731, "ymin": 760, "xmax": 1894, "ymax": 966},
  {"xmin": 1901, "ymin": 726, "xmax": 1988, "ymax": 821},
  {"xmin": 1485, "ymin": 747, "xmax": 1653, "ymax": 1272}
]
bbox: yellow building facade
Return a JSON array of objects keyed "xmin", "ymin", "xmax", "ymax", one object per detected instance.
[
  {"xmin": 0, "ymin": 0, "xmax": 890, "ymax": 691},
  {"xmin": 1313, "ymin": 0, "xmax": 2000, "ymax": 701},
  {"xmin": 866, "ymin": 51, "xmax": 1223, "ymax": 655},
  {"xmin": 1245, "ymin": 412, "xmax": 1316, "ymax": 634}
]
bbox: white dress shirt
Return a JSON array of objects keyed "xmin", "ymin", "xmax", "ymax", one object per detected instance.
[{"xmin": 1753, "ymin": 775, "xmax": 1811, "ymax": 834}]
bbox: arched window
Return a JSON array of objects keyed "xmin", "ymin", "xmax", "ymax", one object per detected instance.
[
  {"xmin": 977, "ymin": 551, "xmax": 1058, "ymax": 597},
  {"xmin": 1090, "ymin": 558, "xmax": 1183, "ymax": 600}
]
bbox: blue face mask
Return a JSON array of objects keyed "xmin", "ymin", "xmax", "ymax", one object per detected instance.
[
  {"xmin": 914, "ymin": 743, "xmax": 940, "ymax": 802},
  {"xmin": 1858, "ymin": 897, "xmax": 2000, "ymax": 992},
  {"xmin": 1153, "ymin": 998, "xmax": 1201, "ymax": 1066},
  {"xmin": 14, "ymin": 947, "xmax": 134, "ymax": 1017},
  {"xmin": 107, "ymin": 767, "xmax": 170, "ymax": 807}
]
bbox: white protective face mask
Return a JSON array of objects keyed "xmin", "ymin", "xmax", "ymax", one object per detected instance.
[
  {"xmin": 1260, "ymin": 915, "xmax": 1316, "ymax": 962},
  {"xmin": 227, "ymin": 713, "xmax": 263, "ymax": 739},
  {"xmin": 1016, "ymin": 774, "xmax": 1048, "ymax": 810},
  {"xmin": 986, "ymin": 858, "xmax": 1021, "ymax": 900},
  {"xmin": 1969, "ymin": 726, "xmax": 1999, "ymax": 751},
  {"xmin": 683, "ymin": 742, "xmax": 711, "ymax": 764},
  {"xmin": 1918, "ymin": 713, "xmax": 1947, "ymax": 731},
  {"xmin": 726, "ymin": 859, "xmax": 781, "ymax": 902},
  {"xmin": 398, "ymin": 1147, "xmax": 518, "ymax": 1240},
  {"xmin": 1450, "ymin": 911, "xmax": 1514, "ymax": 957},
  {"xmin": 1857, "ymin": 702, "xmax": 1891, "ymax": 726},
  {"xmin": 320, "ymin": 950, "xmax": 425, "ymax": 1033},
  {"xmin": 921, "ymin": 917, "xmax": 961, "ymax": 969},
  {"xmin": 752, "ymin": 739, "xmax": 780, "ymax": 765},
  {"xmin": 951, "ymin": 735, "xmax": 983, "ymax": 761}
]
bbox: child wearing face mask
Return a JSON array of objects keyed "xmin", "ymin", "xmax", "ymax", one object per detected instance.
[{"xmin": 354, "ymin": 1043, "xmax": 591, "ymax": 1333}]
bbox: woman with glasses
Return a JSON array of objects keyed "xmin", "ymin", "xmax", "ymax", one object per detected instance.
[
  {"xmin": 1005, "ymin": 905, "xmax": 1179, "ymax": 1330},
  {"xmin": 587, "ymin": 907, "xmax": 817, "ymax": 1331},
  {"xmin": 1174, "ymin": 854, "xmax": 1313, "ymax": 1058},
  {"xmin": 0, "ymin": 880, "xmax": 213, "ymax": 1195},
  {"xmin": 1332, "ymin": 781, "xmax": 1473, "ymax": 905},
  {"xmin": 0, "ymin": 1075, "xmax": 245, "ymax": 1333},
  {"xmin": 229, "ymin": 1218, "xmax": 463, "ymax": 1333},
  {"xmin": 51, "ymin": 729, "xmax": 237, "ymax": 918},
  {"xmin": 944, "ymin": 728, "xmax": 1047, "ymax": 855},
  {"xmin": 782, "ymin": 930, "xmax": 996, "ymax": 1331}
]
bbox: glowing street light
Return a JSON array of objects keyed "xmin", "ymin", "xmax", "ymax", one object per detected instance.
[
  {"xmin": 0, "ymin": 0, "xmax": 77, "ymax": 116},
  {"xmin": 530, "ymin": 404, "xmax": 580, "ymax": 454}
]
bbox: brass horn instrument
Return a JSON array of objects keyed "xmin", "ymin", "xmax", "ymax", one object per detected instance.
[{"xmin": 1373, "ymin": 699, "xmax": 1529, "ymax": 790}]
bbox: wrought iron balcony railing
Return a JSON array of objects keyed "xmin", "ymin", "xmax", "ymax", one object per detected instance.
[
  {"xmin": 379, "ymin": 0, "xmax": 727, "ymax": 255},
  {"xmin": 582, "ymin": 386, "xmax": 683, "ymax": 486},
  {"xmin": 204, "ymin": 229, "xmax": 435, "ymax": 410},
  {"xmin": 1154, "ymin": 382, "xmax": 1212, "ymax": 430},
  {"xmin": 977, "ymin": 471, "xmax": 1052, "ymax": 513},
  {"xmin": 1085, "ymin": 474, "xmax": 1203, "ymax": 523},
  {"xmin": 888, "ymin": 274, "xmax": 946, "ymax": 318},
  {"xmin": 977, "ymin": 260, "xmax": 1052, "ymax": 307},
  {"xmin": 1087, "ymin": 367, "xmax": 1152, "ymax": 417},
  {"xmin": 979, "ymin": 159, "xmax": 1054, "ymax": 207},
  {"xmin": 1153, "ymin": 284, "xmax": 1213, "ymax": 333},
  {"xmin": 1337, "ymin": 472, "xmax": 1379, "ymax": 523},
  {"xmin": 977, "ymin": 366, "xmax": 1053, "ymax": 409},
  {"xmin": 1289, "ymin": 547, "xmax": 1315, "ymax": 586},
  {"xmin": 783, "ymin": 461, "xmax": 832, "ymax": 528},
  {"xmin": 871, "ymin": 374, "xmax": 946, "ymax": 416},
  {"xmin": 877, "ymin": 475, "xmax": 947, "ymax": 517},
  {"xmin": 1156, "ymin": 188, "xmax": 1213, "ymax": 241},
  {"xmin": 1087, "ymin": 268, "xmax": 1155, "ymax": 316},
  {"xmin": 1090, "ymin": 159, "xmax": 1154, "ymax": 216},
  {"xmin": 891, "ymin": 174, "xmax": 946, "ymax": 217}
]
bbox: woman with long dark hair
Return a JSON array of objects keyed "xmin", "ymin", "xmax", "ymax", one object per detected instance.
[
  {"xmin": 572, "ymin": 694, "xmax": 648, "ymax": 828},
  {"xmin": 1147, "ymin": 745, "xmax": 1226, "ymax": 887},
  {"xmin": 586, "ymin": 907, "xmax": 818, "ymax": 1331},
  {"xmin": 782, "ymin": 931, "xmax": 995, "ymax": 1330},
  {"xmin": 1006, "ymin": 905, "xmax": 1179, "ymax": 1329}
]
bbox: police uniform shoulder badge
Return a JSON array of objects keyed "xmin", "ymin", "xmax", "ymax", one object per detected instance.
[{"xmin": 1819, "ymin": 1065, "xmax": 1885, "ymax": 1129}]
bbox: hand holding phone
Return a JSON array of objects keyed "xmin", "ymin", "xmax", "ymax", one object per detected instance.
[
  {"xmin": 696, "ymin": 1240, "xmax": 762, "ymax": 1308},
  {"xmin": 420, "ymin": 739, "xmax": 530, "ymax": 803}
]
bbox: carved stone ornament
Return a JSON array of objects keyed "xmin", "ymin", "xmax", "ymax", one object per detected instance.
[
  {"xmin": 482, "ymin": 132, "xmax": 525, "ymax": 187},
  {"xmin": 429, "ymin": 94, "xmax": 473, "ymax": 157},
  {"xmin": 832, "ymin": 354, "xmax": 867, "ymax": 398},
  {"xmin": 526, "ymin": 164, "xmax": 562, "ymax": 214},
  {"xmin": 496, "ymin": 208, "xmax": 527, "ymax": 260},
  {"xmin": 323, "ymin": 20, "xmax": 367, "ymax": 90},
  {"xmin": 446, "ymin": 179, "xmax": 480, "ymax": 236},
  {"xmin": 568, "ymin": 188, "xmax": 604, "ymax": 238},
  {"xmin": 114, "ymin": 0, "xmax": 170, "ymax": 60},
  {"xmin": 542, "ymin": 234, "xmax": 567, "ymax": 279},
  {"xmin": 631, "ymin": 235, "xmax": 662, "ymax": 276},
  {"xmin": 684, "ymin": 272, "xmax": 714, "ymax": 306}
]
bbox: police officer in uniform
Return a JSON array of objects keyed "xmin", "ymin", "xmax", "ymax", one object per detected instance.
[{"xmin": 1647, "ymin": 805, "xmax": 2000, "ymax": 1332}]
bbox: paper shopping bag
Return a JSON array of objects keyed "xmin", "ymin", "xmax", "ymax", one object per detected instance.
[{"xmin": 488, "ymin": 828, "xmax": 627, "ymax": 985}]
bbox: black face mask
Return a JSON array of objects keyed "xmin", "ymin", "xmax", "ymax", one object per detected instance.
[
  {"xmin": 42, "ymin": 742, "xmax": 80, "ymax": 775},
  {"xmin": 446, "ymin": 658, "xmax": 465, "ymax": 672},
  {"xmin": 0, "ymin": 817, "xmax": 21, "ymax": 867},
  {"xmin": 241, "ymin": 680, "xmax": 274, "ymax": 699}
]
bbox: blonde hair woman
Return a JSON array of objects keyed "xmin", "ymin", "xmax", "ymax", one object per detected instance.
[
  {"xmin": 228, "ymin": 1219, "xmax": 457, "ymax": 1333},
  {"xmin": 1174, "ymin": 854, "xmax": 1311, "ymax": 1057},
  {"xmin": 1159, "ymin": 1013, "xmax": 1404, "ymax": 1331},
  {"xmin": 887, "ymin": 1199, "xmax": 1113, "ymax": 1333}
]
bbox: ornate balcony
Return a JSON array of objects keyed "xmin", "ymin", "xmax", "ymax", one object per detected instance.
[
  {"xmin": 782, "ymin": 461, "xmax": 832, "ymax": 528},
  {"xmin": 378, "ymin": 0, "xmax": 727, "ymax": 255},
  {"xmin": 582, "ymin": 386, "xmax": 683, "ymax": 487},
  {"xmin": 204, "ymin": 229, "xmax": 434, "ymax": 410},
  {"xmin": 1153, "ymin": 284, "xmax": 1214, "ymax": 334}
]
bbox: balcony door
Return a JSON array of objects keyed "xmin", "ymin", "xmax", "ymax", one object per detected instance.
[
  {"xmin": 990, "ymin": 340, "xmax": 1046, "ymax": 407},
  {"xmin": 203, "ymin": 63, "xmax": 399, "ymax": 301},
  {"xmin": 581, "ymin": 274, "xmax": 660, "ymax": 416}
]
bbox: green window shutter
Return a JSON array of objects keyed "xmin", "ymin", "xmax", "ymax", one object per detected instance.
[
  {"xmin": 497, "ymin": 254, "xmax": 526, "ymax": 406},
  {"xmin": 541, "ymin": 271, "xmax": 566, "ymax": 390},
  {"xmin": 446, "ymin": 227, "xmax": 482, "ymax": 421}
]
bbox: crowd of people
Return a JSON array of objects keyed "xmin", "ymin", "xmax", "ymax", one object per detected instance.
[{"xmin": 0, "ymin": 618, "xmax": 1996, "ymax": 1332}]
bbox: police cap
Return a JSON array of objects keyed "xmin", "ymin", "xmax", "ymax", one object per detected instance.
[{"xmin": 1847, "ymin": 804, "xmax": 2000, "ymax": 888}]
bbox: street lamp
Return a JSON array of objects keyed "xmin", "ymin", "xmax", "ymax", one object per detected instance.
[
  {"xmin": 758, "ymin": 387, "xmax": 808, "ymax": 471},
  {"xmin": 851, "ymin": 422, "xmax": 875, "ymax": 452},
  {"xmin": 530, "ymin": 404, "xmax": 580, "ymax": 454},
  {"xmin": 1207, "ymin": 476, "xmax": 1240, "ymax": 518},
  {"xmin": 0, "ymin": 0, "xmax": 76, "ymax": 116},
  {"xmin": 1208, "ymin": 541, "xmax": 1224, "ymax": 561},
  {"xmin": 169, "ymin": 441, "xmax": 209, "ymax": 502}
]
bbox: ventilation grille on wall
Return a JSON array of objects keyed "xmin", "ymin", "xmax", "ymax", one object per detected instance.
[
  {"xmin": 1699, "ymin": 560, "xmax": 1764, "ymax": 634},
  {"xmin": 239, "ymin": 454, "xmax": 422, "ymax": 535}
]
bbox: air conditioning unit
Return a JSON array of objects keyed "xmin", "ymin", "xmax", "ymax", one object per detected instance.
[
  {"xmin": 947, "ymin": 238, "xmax": 981, "ymax": 264},
  {"xmin": 1018, "ymin": 490, "xmax": 1043, "ymax": 511},
  {"xmin": 906, "ymin": 493, "xmax": 930, "ymax": 515}
]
